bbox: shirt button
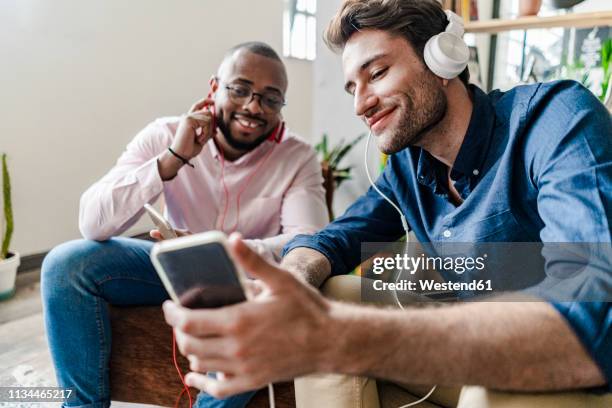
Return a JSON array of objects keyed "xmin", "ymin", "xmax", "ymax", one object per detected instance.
[
  {"xmin": 443, "ymin": 229, "xmax": 452, "ymax": 238},
  {"xmin": 472, "ymin": 169, "xmax": 479, "ymax": 176}
]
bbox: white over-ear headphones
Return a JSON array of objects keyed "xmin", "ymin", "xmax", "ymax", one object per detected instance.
[{"xmin": 423, "ymin": 10, "xmax": 470, "ymax": 80}]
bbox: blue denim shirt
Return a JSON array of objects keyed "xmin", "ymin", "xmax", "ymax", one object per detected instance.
[{"xmin": 283, "ymin": 81, "xmax": 612, "ymax": 388}]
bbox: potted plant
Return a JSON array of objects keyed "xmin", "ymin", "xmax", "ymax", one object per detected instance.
[
  {"xmin": 600, "ymin": 38, "xmax": 611, "ymax": 107},
  {"xmin": 0, "ymin": 153, "xmax": 18, "ymax": 301},
  {"xmin": 519, "ymin": 0, "xmax": 542, "ymax": 16},
  {"xmin": 315, "ymin": 132, "xmax": 366, "ymax": 220}
]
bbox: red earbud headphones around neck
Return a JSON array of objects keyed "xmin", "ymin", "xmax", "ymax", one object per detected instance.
[{"xmin": 267, "ymin": 121, "xmax": 285, "ymax": 143}]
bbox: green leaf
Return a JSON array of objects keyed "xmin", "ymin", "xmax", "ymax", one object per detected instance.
[
  {"xmin": 1, "ymin": 154, "xmax": 13, "ymax": 260},
  {"xmin": 315, "ymin": 133, "xmax": 329, "ymax": 158},
  {"xmin": 600, "ymin": 39, "xmax": 612, "ymax": 102},
  {"xmin": 601, "ymin": 39, "xmax": 612, "ymax": 74},
  {"xmin": 317, "ymin": 132, "xmax": 366, "ymax": 190},
  {"xmin": 329, "ymin": 132, "xmax": 366, "ymax": 168},
  {"xmin": 334, "ymin": 170, "xmax": 352, "ymax": 178},
  {"xmin": 327, "ymin": 139, "xmax": 346, "ymax": 165}
]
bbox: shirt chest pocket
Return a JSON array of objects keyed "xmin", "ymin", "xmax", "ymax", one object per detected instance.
[
  {"xmin": 456, "ymin": 209, "xmax": 524, "ymax": 242},
  {"xmin": 238, "ymin": 196, "xmax": 283, "ymax": 238}
]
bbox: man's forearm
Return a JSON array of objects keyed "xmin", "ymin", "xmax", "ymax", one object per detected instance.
[
  {"xmin": 157, "ymin": 149, "xmax": 186, "ymax": 181},
  {"xmin": 325, "ymin": 300, "xmax": 605, "ymax": 391},
  {"xmin": 281, "ymin": 247, "xmax": 331, "ymax": 288}
]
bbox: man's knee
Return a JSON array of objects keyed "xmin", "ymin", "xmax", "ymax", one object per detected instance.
[
  {"xmin": 295, "ymin": 373, "xmax": 380, "ymax": 408},
  {"xmin": 41, "ymin": 239, "xmax": 114, "ymax": 300},
  {"xmin": 321, "ymin": 274, "xmax": 400, "ymax": 306},
  {"xmin": 321, "ymin": 275, "xmax": 363, "ymax": 303}
]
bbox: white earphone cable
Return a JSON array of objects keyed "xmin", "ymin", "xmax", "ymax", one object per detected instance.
[
  {"xmin": 267, "ymin": 383, "xmax": 275, "ymax": 408},
  {"xmin": 364, "ymin": 130, "xmax": 437, "ymax": 407},
  {"xmin": 364, "ymin": 131, "xmax": 410, "ymax": 243},
  {"xmin": 397, "ymin": 385, "xmax": 438, "ymax": 408}
]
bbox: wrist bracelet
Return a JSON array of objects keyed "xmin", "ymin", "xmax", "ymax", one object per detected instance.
[{"xmin": 167, "ymin": 147, "xmax": 194, "ymax": 168}]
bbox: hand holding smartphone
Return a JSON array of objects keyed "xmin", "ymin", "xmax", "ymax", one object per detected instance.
[
  {"xmin": 155, "ymin": 232, "xmax": 275, "ymax": 405},
  {"xmin": 144, "ymin": 204, "xmax": 178, "ymax": 240},
  {"xmin": 150, "ymin": 231, "xmax": 249, "ymax": 309}
]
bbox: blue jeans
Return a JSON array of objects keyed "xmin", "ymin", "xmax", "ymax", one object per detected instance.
[{"xmin": 41, "ymin": 238, "xmax": 257, "ymax": 408}]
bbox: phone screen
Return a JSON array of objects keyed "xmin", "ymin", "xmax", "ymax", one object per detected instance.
[{"xmin": 156, "ymin": 242, "xmax": 246, "ymax": 308}]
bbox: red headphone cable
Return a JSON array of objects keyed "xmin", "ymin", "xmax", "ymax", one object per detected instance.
[
  {"xmin": 218, "ymin": 139, "xmax": 278, "ymax": 234},
  {"xmin": 172, "ymin": 330, "xmax": 193, "ymax": 408}
]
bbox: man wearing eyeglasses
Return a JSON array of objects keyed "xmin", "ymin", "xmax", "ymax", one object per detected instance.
[{"xmin": 41, "ymin": 42, "xmax": 328, "ymax": 408}]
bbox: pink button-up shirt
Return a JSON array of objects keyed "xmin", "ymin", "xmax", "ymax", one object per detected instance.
[{"xmin": 79, "ymin": 117, "xmax": 329, "ymax": 261}]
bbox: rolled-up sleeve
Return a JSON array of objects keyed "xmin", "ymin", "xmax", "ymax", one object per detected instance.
[
  {"xmin": 551, "ymin": 302, "xmax": 611, "ymax": 388},
  {"xmin": 79, "ymin": 121, "xmax": 167, "ymax": 240},
  {"xmin": 282, "ymin": 163, "xmax": 407, "ymax": 275},
  {"xmin": 528, "ymin": 81, "xmax": 612, "ymax": 387}
]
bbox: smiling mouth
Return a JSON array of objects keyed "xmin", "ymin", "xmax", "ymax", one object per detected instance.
[
  {"xmin": 233, "ymin": 113, "xmax": 265, "ymax": 129},
  {"xmin": 367, "ymin": 107, "xmax": 397, "ymax": 130}
]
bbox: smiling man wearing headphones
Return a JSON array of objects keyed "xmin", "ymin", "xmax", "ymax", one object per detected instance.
[
  {"xmin": 164, "ymin": 1, "xmax": 612, "ymax": 407},
  {"xmin": 41, "ymin": 42, "xmax": 328, "ymax": 408}
]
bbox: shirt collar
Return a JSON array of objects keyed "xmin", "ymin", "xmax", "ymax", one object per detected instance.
[
  {"xmin": 208, "ymin": 136, "xmax": 275, "ymax": 166},
  {"xmin": 416, "ymin": 150, "xmax": 445, "ymax": 194},
  {"xmin": 416, "ymin": 85, "xmax": 496, "ymax": 193},
  {"xmin": 449, "ymin": 85, "xmax": 496, "ymax": 181}
]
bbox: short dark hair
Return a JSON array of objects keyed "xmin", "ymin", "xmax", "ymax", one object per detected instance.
[
  {"xmin": 226, "ymin": 41, "xmax": 282, "ymax": 62},
  {"xmin": 324, "ymin": 0, "xmax": 469, "ymax": 87},
  {"xmin": 218, "ymin": 41, "xmax": 287, "ymax": 89}
]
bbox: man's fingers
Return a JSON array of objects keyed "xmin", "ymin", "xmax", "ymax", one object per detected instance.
[
  {"xmin": 186, "ymin": 113, "xmax": 212, "ymax": 136},
  {"xmin": 184, "ymin": 372, "xmax": 216, "ymax": 393},
  {"xmin": 243, "ymin": 279, "xmax": 267, "ymax": 297},
  {"xmin": 149, "ymin": 229, "xmax": 163, "ymax": 241},
  {"xmin": 189, "ymin": 97, "xmax": 215, "ymax": 113},
  {"xmin": 189, "ymin": 98, "xmax": 210, "ymax": 113},
  {"xmin": 185, "ymin": 372, "xmax": 256, "ymax": 399},
  {"xmin": 173, "ymin": 330, "xmax": 231, "ymax": 359},
  {"xmin": 187, "ymin": 356, "xmax": 236, "ymax": 374},
  {"xmin": 175, "ymin": 228, "xmax": 191, "ymax": 237},
  {"xmin": 229, "ymin": 233, "xmax": 295, "ymax": 290},
  {"xmin": 187, "ymin": 111, "xmax": 212, "ymax": 123},
  {"xmin": 150, "ymin": 229, "xmax": 190, "ymax": 241},
  {"xmin": 162, "ymin": 300, "xmax": 230, "ymax": 336},
  {"xmin": 196, "ymin": 129, "xmax": 209, "ymax": 145},
  {"xmin": 185, "ymin": 110, "xmax": 214, "ymax": 144}
]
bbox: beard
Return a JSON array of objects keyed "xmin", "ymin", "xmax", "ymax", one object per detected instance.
[
  {"xmin": 377, "ymin": 71, "xmax": 447, "ymax": 154},
  {"xmin": 216, "ymin": 109, "xmax": 274, "ymax": 151}
]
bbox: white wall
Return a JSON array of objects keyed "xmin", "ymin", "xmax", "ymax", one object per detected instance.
[
  {"xmin": 0, "ymin": 0, "xmax": 313, "ymax": 256},
  {"xmin": 313, "ymin": 0, "xmax": 375, "ymax": 215}
]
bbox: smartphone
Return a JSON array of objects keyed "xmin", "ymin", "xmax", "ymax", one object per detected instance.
[
  {"xmin": 150, "ymin": 231, "xmax": 249, "ymax": 309},
  {"xmin": 144, "ymin": 204, "xmax": 178, "ymax": 239}
]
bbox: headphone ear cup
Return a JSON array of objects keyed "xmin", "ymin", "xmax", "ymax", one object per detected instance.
[{"xmin": 423, "ymin": 32, "xmax": 470, "ymax": 80}]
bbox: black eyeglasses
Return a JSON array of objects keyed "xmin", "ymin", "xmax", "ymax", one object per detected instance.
[{"xmin": 224, "ymin": 84, "xmax": 286, "ymax": 113}]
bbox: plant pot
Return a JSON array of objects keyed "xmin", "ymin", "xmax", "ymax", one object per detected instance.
[
  {"xmin": 0, "ymin": 252, "xmax": 20, "ymax": 301},
  {"xmin": 544, "ymin": 0, "xmax": 585, "ymax": 9},
  {"xmin": 519, "ymin": 0, "xmax": 542, "ymax": 16}
]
